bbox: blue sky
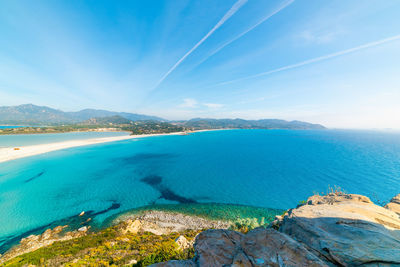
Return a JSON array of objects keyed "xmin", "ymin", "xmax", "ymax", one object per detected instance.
[{"xmin": 0, "ymin": 0, "xmax": 400, "ymax": 128}]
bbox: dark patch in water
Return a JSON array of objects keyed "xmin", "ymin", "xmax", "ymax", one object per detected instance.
[
  {"xmin": 159, "ymin": 188, "xmax": 197, "ymax": 204},
  {"xmin": 140, "ymin": 174, "xmax": 197, "ymax": 204},
  {"xmin": 91, "ymin": 203, "xmax": 121, "ymax": 216},
  {"xmin": 0, "ymin": 202, "xmax": 121, "ymax": 254},
  {"xmin": 119, "ymin": 153, "xmax": 176, "ymax": 164},
  {"xmin": 140, "ymin": 175, "xmax": 162, "ymax": 185},
  {"xmin": 24, "ymin": 171, "xmax": 45, "ymax": 183}
]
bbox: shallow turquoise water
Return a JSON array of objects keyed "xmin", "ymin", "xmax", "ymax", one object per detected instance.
[
  {"xmin": 1, "ymin": 129, "xmax": 400, "ymax": 251},
  {"xmin": 0, "ymin": 126, "xmax": 25, "ymax": 129}
]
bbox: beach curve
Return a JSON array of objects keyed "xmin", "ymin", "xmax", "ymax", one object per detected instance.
[{"xmin": 0, "ymin": 131, "xmax": 190, "ymax": 164}]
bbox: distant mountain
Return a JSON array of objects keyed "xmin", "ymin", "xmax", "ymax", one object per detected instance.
[
  {"xmin": 0, "ymin": 104, "xmax": 326, "ymax": 130},
  {"xmin": 67, "ymin": 109, "xmax": 164, "ymax": 122},
  {"xmin": 182, "ymin": 118, "xmax": 325, "ymax": 130},
  {"xmin": 0, "ymin": 104, "xmax": 165, "ymax": 125},
  {"xmin": 0, "ymin": 104, "xmax": 74, "ymax": 125}
]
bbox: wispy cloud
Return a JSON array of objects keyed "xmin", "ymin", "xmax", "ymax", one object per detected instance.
[
  {"xmin": 216, "ymin": 34, "xmax": 400, "ymax": 86},
  {"xmin": 178, "ymin": 98, "xmax": 224, "ymax": 109},
  {"xmin": 204, "ymin": 103, "xmax": 224, "ymax": 109},
  {"xmin": 179, "ymin": 98, "xmax": 198, "ymax": 108},
  {"xmin": 194, "ymin": 0, "xmax": 294, "ymax": 68},
  {"xmin": 152, "ymin": 0, "xmax": 248, "ymax": 90},
  {"xmin": 298, "ymin": 30, "xmax": 342, "ymax": 45}
]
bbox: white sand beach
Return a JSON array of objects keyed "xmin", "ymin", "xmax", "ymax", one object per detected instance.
[{"xmin": 0, "ymin": 132, "xmax": 188, "ymax": 163}]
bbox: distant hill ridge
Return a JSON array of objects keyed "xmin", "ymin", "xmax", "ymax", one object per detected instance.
[
  {"xmin": 182, "ymin": 118, "xmax": 325, "ymax": 130},
  {"xmin": 0, "ymin": 104, "xmax": 326, "ymax": 129},
  {"xmin": 0, "ymin": 104, "xmax": 164, "ymax": 125}
]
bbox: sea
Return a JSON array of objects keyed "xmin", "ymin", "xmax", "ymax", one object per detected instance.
[{"xmin": 0, "ymin": 129, "xmax": 400, "ymax": 252}]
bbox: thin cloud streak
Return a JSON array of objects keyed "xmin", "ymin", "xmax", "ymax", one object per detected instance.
[
  {"xmin": 194, "ymin": 0, "xmax": 294, "ymax": 68},
  {"xmin": 216, "ymin": 34, "xmax": 400, "ymax": 86},
  {"xmin": 152, "ymin": 0, "xmax": 247, "ymax": 90}
]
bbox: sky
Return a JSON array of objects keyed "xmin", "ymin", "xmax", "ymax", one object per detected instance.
[{"xmin": 0, "ymin": 0, "xmax": 400, "ymax": 129}]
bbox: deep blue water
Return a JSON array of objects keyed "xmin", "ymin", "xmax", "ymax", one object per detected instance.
[{"xmin": 0, "ymin": 129, "xmax": 400, "ymax": 250}]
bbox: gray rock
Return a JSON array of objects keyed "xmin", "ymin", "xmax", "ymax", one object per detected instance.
[
  {"xmin": 194, "ymin": 229, "xmax": 243, "ymax": 266},
  {"xmin": 280, "ymin": 193, "xmax": 400, "ymax": 266},
  {"xmin": 240, "ymin": 228, "xmax": 328, "ymax": 266}
]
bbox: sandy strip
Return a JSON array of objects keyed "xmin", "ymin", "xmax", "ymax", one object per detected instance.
[{"xmin": 0, "ymin": 131, "xmax": 190, "ymax": 164}]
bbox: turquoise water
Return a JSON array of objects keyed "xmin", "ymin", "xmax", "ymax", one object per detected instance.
[
  {"xmin": 0, "ymin": 126, "xmax": 25, "ymax": 129},
  {"xmin": 1, "ymin": 129, "xmax": 400, "ymax": 251},
  {"xmin": 0, "ymin": 131, "xmax": 129, "ymax": 148}
]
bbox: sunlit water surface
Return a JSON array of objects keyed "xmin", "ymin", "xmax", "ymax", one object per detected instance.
[{"xmin": 1, "ymin": 129, "xmax": 400, "ymax": 252}]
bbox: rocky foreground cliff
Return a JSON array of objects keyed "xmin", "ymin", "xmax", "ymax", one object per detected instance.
[
  {"xmin": 155, "ymin": 193, "xmax": 400, "ymax": 267},
  {"xmin": 1, "ymin": 192, "xmax": 400, "ymax": 266}
]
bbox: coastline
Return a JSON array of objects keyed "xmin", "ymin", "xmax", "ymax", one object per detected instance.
[
  {"xmin": 0, "ymin": 130, "xmax": 221, "ymax": 164},
  {"xmin": 2, "ymin": 192, "xmax": 400, "ymax": 266}
]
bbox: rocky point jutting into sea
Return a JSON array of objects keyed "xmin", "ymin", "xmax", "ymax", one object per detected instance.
[
  {"xmin": 1, "ymin": 192, "xmax": 400, "ymax": 266},
  {"xmin": 153, "ymin": 192, "xmax": 400, "ymax": 266}
]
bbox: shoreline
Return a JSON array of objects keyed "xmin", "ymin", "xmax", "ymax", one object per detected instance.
[{"xmin": 0, "ymin": 130, "xmax": 222, "ymax": 164}]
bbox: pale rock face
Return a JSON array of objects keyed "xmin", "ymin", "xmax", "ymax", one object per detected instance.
[
  {"xmin": 78, "ymin": 226, "xmax": 88, "ymax": 232},
  {"xmin": 280, "ymin": 193, "xmax": 400, "ymax": 266},
  {"xmin": 121, "ymin": 219, "xmax": 142, "ymax": 234},
  {"xmin": 385, "ymin": 193, "xmax": 400, "ymax": 215},
  {"xmin": 0, "ymin": 225, "xmax": 88, "ymax": 264},
  {"xmin": 117, "ymin": 211, "xmax": 231, "ymax": 236},
  {"xmin": 175, "ymin": 235, "xmax": 192, "ymax": 250}
]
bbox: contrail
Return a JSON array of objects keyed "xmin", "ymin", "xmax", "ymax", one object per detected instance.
[
  {"xmin": 216, "ymin": 34, "xmax": 400, "ymax": 86},
  {"xmin": 194, "ymin": 0, "xmax": 294, "ymax": 68},
  {"xmin": 153, "ymin": 0, "xmax": 247, "ymax": 90}
]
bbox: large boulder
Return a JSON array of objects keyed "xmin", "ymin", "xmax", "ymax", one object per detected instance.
[
  {"xmin": 154, "ymin": 228, "xmax": 327, "ymax": 267},
  {"xmin": 385, "ymin": 193, "xmax": 400, "ymax": 215},
  {"xmin": 280, "ymin": 193, "xmax": 400, "ymax": 266},
  {"xmin": 237, "ymin": 228, "xmax": 328, "ymax": 266},
  {"xmin": 194, "ymin": 229, "xmax": 243, "ymax": 266},
  {"xmin": 154, "ymin": 193, "xmax": 400, "ymax": 267}
]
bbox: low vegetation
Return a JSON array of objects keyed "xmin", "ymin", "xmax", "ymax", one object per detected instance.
[
  {"xmin": 2, "ymin": 224, "xmax": 199, "ymax": 267},
  {"xmin": 0, "ymin": 116, "xmax": 187, "ymax": 136}
]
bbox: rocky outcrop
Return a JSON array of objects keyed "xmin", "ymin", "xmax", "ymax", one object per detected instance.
[
  {"xmin": 280, "ymin": 193, "xmax": 400, "ymax": 266},
  {"xmin": 155, "ymin": 193, "xmax": 400, "ymax": 266},
  {"xmin": 195, "ymin": 230, "xmax": 243, "ymax": 266},
  {"xmin": 236, "ymin": 228, "xmax": 328, "ymax": 266},
  {"xmin": 0, "ymin": 225, "xmax": 89, "ymax": 264},
  {"xmin": 385, "ymin": 193, "xmax": 400, "ymax": 215}
]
